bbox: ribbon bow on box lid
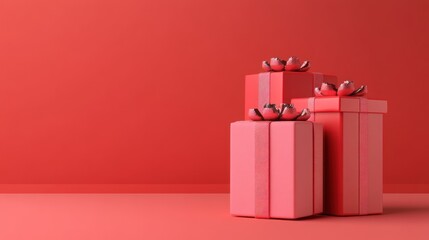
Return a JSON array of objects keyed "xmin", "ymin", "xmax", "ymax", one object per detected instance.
[
  {"xmin": 248, "ymin": 103, "xmax": 311, "ymax": 121},
  {"xmin": 315, "ymin": 81, "xmax": 367, "ymax": 97},
  {"xmin": 262, "ymin": 56, "xmax": 310, "ymax": 72}
]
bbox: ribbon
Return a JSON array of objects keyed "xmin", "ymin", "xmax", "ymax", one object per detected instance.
[
  {"xmin": 258, "ymin": 73, "xmax": 271, "ymax": 111},
  {"xmin": 358, "ymin": 98, "xmax": 369, "ymax": 214},
  {"xmin": 254, "ymin": 123, "xmax": 270, "ymax": 218}
]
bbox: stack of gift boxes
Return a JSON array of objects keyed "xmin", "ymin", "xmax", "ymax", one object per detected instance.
[{"xmin": 230, "ymin": 57, "xmax": 387, "ymax": 219}]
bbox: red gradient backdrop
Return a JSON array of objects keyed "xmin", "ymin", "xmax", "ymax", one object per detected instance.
[{"xmin": 0, "ymin": 0, "xmax": 428, "ymax": 192}]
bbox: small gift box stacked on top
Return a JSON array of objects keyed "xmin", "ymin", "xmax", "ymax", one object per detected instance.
[{"xmin": 230, "ymin": 57, "xmax": 387, "ymax": 219}]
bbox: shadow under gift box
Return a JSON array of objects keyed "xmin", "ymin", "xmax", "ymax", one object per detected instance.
[
  {"xmin": 230, "ymin": 121, "xmax": 323, "ymax": 219},
  {"xmin": 244, "ymin": 72, "xmax": 337, "ymax": 119},
  {"xmin": 292, "ymin": 97, "xmax": 387, "ymax": 216}
]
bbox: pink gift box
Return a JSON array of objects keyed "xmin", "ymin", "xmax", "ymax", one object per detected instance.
[
  {"xmin": 292, "ymin": 97, "xmax": 387, "ymax": 216},
  {"xmin": 244, "ymin": 72, "xmax": 337, "ymax": 119},
  {"xmin": 230, "ymin": 121, "xmax": 323, "ymax": 219}
]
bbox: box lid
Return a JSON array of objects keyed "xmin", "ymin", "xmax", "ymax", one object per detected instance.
[
  {"xmin": 291, "ymin": 97, "xmax": 387, "ymax": 113},
  {"xmin": 246, "ymin": 71, "xmax": 337, "ymax": 78}
]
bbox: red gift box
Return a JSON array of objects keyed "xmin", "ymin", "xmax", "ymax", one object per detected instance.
[
  {"xmin": 292, "ymin": 97, "xmax": 387, "ymax": 216},
  {"xmin": 230, "ymin": 121, "xmax": 323, "ymax": 219},
  {"xmin": 244, "ymin": 72, "xmax": 337, "ymax": 119}
]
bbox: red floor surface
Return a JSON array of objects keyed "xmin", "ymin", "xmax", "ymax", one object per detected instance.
[{"xmin": 0, "ymin": 193, "xmax": 428, "ymax": 240}]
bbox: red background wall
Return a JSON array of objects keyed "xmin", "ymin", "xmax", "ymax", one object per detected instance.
[{"xmin": 0, "ymin": 0, "xmax": 428, "ymax": 192}]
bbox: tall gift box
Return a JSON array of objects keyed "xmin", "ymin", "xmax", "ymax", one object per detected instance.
[
  {"xmin": 230, "ymin": 121, "xmax": 323, "ymax": 219},
  {"xmin": 292, "ymin": 97, "xmax": 387, "ymax": 216},
  {"xmin": 245, "ymin": 72, "xmax": 337, "ymax": 119}
]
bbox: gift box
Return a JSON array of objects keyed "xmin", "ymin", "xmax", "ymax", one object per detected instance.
[
  {"xmin": 291, "ymin": 97, "xmax": 387, "ymax": 216},
  {"xmin": 230, "ymin": 121, "xmax": 323, "ymax": 219},
  {"xmin": 244, "ymin": 72, "xmax": 337, "ymax": 119}
]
